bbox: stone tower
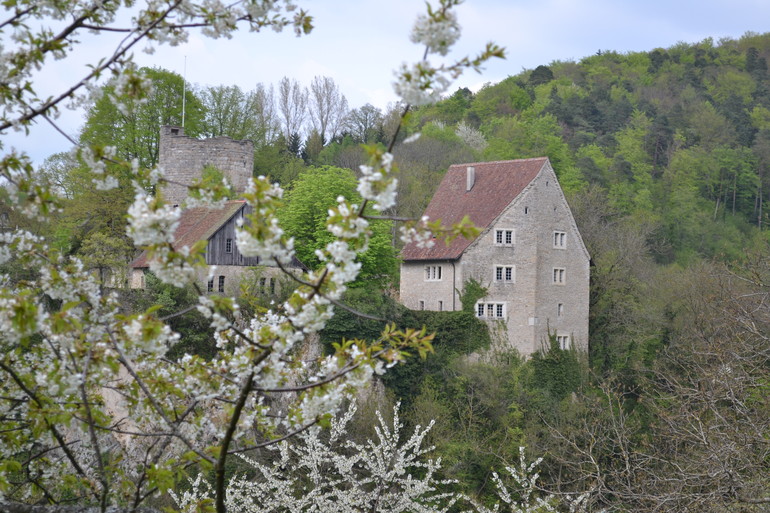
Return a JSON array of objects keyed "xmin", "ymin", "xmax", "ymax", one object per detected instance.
[{"xmin": 158, "ymin": 126, "xmax": 254, "ymax": 205}]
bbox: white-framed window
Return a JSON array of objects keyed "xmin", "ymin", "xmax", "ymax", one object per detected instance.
[
  {"xmin": 476, "ymin": 301, "xmax": 506, "ymax": 319},
  {"xmin": 556, "ymin": 335, "xmax": 570, "ymax": 350},
  {"xmin": 424, "ymin": 265, "xmax": 443, "ymax": 281},
  {"xmin": 553, "ymin": 268, "xmax": 565, "ymax": 284},
  {"xmin": 494, "ymin": 265, "xmax": 515, "ymax": 283},
  {"xmin": 553, "ymin": 231, "xmax": 566, "ymax": 249},
  {"xmin": 495, "ymin": 228, "xmax": 514, "ymax": 246}
]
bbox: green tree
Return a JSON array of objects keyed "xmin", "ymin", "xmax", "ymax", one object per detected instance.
[
  {"xmin": 200, "ymin": 83, "xmax": 279, "ymax": 145},
  {"xmin": 80, "ymin": 67, "xmax": 205, "ymax": 168},
  {"xmin": 280, "ymin": 165, "xmax": 397, "ymax": 283},
  {"xmin": 0, "ymin": 1, "xmax": 507, "ymax": 511}
]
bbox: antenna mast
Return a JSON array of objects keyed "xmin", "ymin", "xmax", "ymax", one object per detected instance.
[{"xmin": 182, "ymin": 55, "xmax": 187, "ymax": 128}]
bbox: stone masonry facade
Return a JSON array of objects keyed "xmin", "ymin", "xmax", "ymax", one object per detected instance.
[
  {"xmin": 159, "ymin": 125, "xmax": 253, "ymax": 205},
  {"xmin": 400, "ymin": 159, "xmax": 590, "ymax": 357}
]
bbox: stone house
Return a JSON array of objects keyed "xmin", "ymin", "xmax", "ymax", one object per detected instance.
[
  {"xmin": 130, "ymin": 126, "xmax": 302, "ymax": 294},
  {"xmin": 399, "ymin": 158, "xmax": 590, "ymax": 356}
]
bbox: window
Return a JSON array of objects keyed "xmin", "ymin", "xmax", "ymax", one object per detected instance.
[
  {"xmin": 207, "ymin": 278, "xmax": 214, "ymax": 292},
  {"xmin": 259, "ymin": 277, "xmax": 266, "ymax": 294},
  {"xmin": 553, "ymin": 231, "xmax": 566, "ymax": 249},
  {"xmin": 424, "ymin": 265, "xmax": 442, "ymax": 281},
  {"xmin": 495, "ymin": 229, "xmax": 514, "ymax": 246},
  {"xmin": 218, "ymin": 275, "xmax": 225, "ymax": 293},
  {"xmin": 419, "ymin": 300, "xmax": 425, "ymax": 310},
  {"xmin": 225, "ymin": 238, "xmax": 233, "ymax": 253},
  {"xmin": 438, "ymin": 300, "xmax": 443, "ymax": 311},
  {"xmin": 495, "ymin": 265, "xmax": 515, "ymax": 283},
  {"xmin": 553, "ymin": 268, "xmax": 565, "ymax": 284},
  {"xmin": 270, "ymin": 278, "xmax": 275, "ymax": 294},
  {"xmin": 556, "ymin": 335, "xmax": 570, "ymax": 350},
  {"xmin": 476, "ymin": 302, "xmax": 506, "ymax": 319},
  {"xmin": 558, "ymin": 303, "xmax": 564, "ymax": 317}
]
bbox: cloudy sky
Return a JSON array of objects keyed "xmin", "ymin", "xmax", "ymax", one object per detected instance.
[{"xmin": 6, "ymin": 0, "xmax": 770, "ymax": 165}]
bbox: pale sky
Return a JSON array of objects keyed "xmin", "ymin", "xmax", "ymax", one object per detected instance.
[{"xmin": 5, "ymin": 0, "xmax": 770, "ymax": 165}]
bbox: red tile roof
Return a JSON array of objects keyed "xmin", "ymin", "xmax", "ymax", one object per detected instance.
[
  {"xmin": 401, "ymin": 158, "xmax": 548, "ymax": 261},
  {"xmin": 131, "ymin": 200, "xmax": 246, "ymax": 268}
]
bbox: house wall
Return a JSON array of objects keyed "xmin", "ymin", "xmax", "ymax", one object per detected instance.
[
  {"xmin": 460, "ymin": 173, "xmax": 540, "ymax": 354},
  {"xmin": 159, "ymin": 126, "xmax": 253, "ymax": 205},
  {"xmin": 206, "ymin": 206, "xmax": 262, "ymax": 266},
  {"xmin": 400, "ymin": 161, "xmax": 590, "ymax": 357},
  {"xmin": 131, "ymin": 265, "xmax": 288, "ymax": 297},
  {"xmin": 399, "ymin": 260, "xmax": 461, "ymax": 312},
  {"xmin": 530, "ymin": 166, "xmax": 590, "ymax": 353}
]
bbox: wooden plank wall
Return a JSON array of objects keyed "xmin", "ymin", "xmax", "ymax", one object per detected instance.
[{"xmin": 205, "ymin": 205, "xmax": 262, "ymax": 266}]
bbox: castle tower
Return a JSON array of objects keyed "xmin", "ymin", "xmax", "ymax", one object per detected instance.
[{"xmin": 158, "ymin": 126, "xmax": 254, "ymax": 205}]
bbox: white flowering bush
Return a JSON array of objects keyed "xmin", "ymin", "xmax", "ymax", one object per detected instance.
[
  {"xmin": 474, "ymin": 448, "xmax": 593, "ymax": 513},
  {"xmin": 171, "ymin": 404, "xmax": 593, "ymax": 513},
  {"xmin": 0, "ymin": 0, "xmax": 503, "ymax": 512},
  {"xmin": 172, "ymin": 401, "xmax": 464, "ymax": 513}
]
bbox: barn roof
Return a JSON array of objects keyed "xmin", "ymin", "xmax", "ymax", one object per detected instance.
[
  {"xmin": 401, "ymin": 158, "xmax": 548, "ymax": 261},
  {"xmin": 131, "ymin": 200, "xmax": 246, "ymax": 269}
]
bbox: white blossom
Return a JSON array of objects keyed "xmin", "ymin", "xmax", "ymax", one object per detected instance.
[{"xmin": 410, "ymin": 9, "xmax": 461, "ymax": 56}]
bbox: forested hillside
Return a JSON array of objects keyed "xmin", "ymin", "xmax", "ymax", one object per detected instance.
[
  {"xmin": 406, "ymin": 32, "xmax": 770, "ymax": 262},
  {"xmin": 19, "ymin": 31, "xmax": 770, "ymax": 513}
]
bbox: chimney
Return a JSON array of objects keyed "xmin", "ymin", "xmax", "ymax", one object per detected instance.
[{"xmin": 466, "ymin": 166, "xmax": 475, "ymax": 191}]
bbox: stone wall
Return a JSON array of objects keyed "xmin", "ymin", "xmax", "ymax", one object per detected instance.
[
  {"xmin": 399, "ymin": 161, "xmax": 590, "ymax": 357},
  {"xmin": 461, "ymin": 162, "xmax": 590, "ymax": 355},
  {"xmin": 399, "ymin": 260, "xmax": 461, "ymax": 312},
  {"xmin": 159, "ymin": 126, "xmax": 253, "ymax": 205}
]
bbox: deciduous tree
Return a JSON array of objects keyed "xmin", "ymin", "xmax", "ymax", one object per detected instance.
[{"xmin": 0, "ymin": 2, "xmax": 504, "ymax": 513}]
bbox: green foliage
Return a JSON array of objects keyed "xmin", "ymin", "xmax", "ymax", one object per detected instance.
[
  {"xmin": 381, "ymin": 309, "xmax": 491, "ymax": 406},
  {"xmin": 279, "ymin": 165, "xmax": 397, "ymax": 284},
  {"xmin": 530, "ymin": 334, "xmax": 584, "ymax": 401},
  {"xmin": 132, "ymin": 273, "xmax": 217, "ymax": 359},
  {"xmin": 81, "ymin": 67, "xmax": 205, "ymax": 168},
  {"xmin": 458, "ymin": 277, "xmax": 487, "ymax": 313}
]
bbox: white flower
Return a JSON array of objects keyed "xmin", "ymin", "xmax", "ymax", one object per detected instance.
[
  {"xmin": 393, "ymin": 61, "xmax": 451, "ymax": 106},
  {"xmin": 410, "ymin": 10, "xmax": 460, "ymax": 56}
]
